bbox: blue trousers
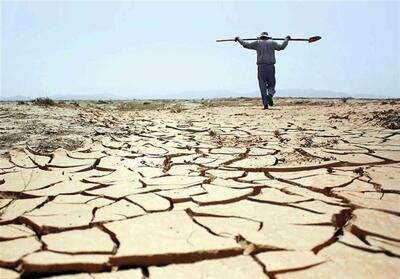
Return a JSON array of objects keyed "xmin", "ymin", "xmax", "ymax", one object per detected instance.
[{"xmin": 257, "ymin": 64, "xmax": 276, "ymax": 107}]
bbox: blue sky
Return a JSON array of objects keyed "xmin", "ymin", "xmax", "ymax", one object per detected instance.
[{"xmin": 1, "ymin": 1, "xmax": 399, "ymax": 98}]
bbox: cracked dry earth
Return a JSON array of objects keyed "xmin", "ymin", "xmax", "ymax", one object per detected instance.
[{"xmin": 0, "ymin": 100, "xmax": 400, "ymax": 278}]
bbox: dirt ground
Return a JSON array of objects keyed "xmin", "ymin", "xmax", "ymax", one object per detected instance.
[
  {"xmin": 0, "ymin": 98, "xmax": 399, "ymax": 278},
  {"xmin": 1, "ymin": 98, "xmax": 398, "ymax": 155}
]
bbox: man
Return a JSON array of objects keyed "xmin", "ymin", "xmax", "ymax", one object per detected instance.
[{"xmin": 235, "ymin": 32, "xmax": 291, "ymax": 109}]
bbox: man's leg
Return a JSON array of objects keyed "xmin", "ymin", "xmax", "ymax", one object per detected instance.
[
  {"xmin": 257, "ymin": 65, "xmax": 269, "ymax": 109},
  {"xmin": 266, "ymin": 65, "xmax": 276, "ymax": 106}
]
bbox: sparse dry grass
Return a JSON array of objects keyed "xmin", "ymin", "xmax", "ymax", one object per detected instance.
[
  {"xmin": 32, "ymin": 97, "xmax": 56, "ymax": 106},
  {"xmin": 278, "ymin": 99, "xmax": 332, "ymax": 106},
  {"xmin": 117, "ymin": 100, "xmax": 169, "ymax": 111},
  {"xmin": 200, "ymin": 97, "xmax": 259, "ymax": 108},
  {"xmin": 370, "ymin": 109, "xmax": 400, "ymax": 129},
  {"xmin": 299, "ymin": 135, "xmax": 313, "ymax": 147}
]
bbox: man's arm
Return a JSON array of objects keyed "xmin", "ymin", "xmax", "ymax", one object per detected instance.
[
  {"xmin": 274, "ymin": 36, "xmax": 291, "ymax": 51},
  {"xmin": 235, "ymin": 37, "xmax": 259, "ymax": 50}
]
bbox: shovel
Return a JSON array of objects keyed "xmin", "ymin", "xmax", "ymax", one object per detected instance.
[{"xmin": 216, "ymin": 36, "xmax": 321, "ymax": 43}]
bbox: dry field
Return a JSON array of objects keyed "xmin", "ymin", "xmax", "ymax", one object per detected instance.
[{"xmin": 0, "ymin": 98, "xmax": 399, "ymax": 278}]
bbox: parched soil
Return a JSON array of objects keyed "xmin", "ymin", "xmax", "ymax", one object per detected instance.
[{"xmin": 0, "ymin": 98, "xmax": 399, "ymax": 278}]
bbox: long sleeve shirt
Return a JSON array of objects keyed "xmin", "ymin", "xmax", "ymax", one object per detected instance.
[{"xmin": 238, "ymin": 38, "xmax": 289, "ymax": 65}]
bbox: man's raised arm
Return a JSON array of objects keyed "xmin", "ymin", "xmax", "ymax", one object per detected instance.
[
  {"xmin": 274, "ymin": 36, "xmax": 291, "ymax": 51},
  {"xmin": 235, "ymin": 37, "xmax": 259, "ymax": 50}
]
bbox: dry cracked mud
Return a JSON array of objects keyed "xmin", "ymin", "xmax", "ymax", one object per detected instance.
[{"xmin": 0, "ymin": 98, "xmax": 399, "ymax": 278}]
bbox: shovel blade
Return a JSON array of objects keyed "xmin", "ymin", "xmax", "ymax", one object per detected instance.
[{"xmin": 308, "ymin": 36, "xmax": 321, "ymax": 43}]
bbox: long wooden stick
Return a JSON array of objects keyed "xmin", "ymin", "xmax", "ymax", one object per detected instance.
[{"xmin": 216, "ymin": 36, "xmax": 321, "ymax": 43}]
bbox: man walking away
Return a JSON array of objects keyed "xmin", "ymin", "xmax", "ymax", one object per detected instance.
[{"xmin": 235, "ymin": 32, "xmax": 290, "ymax": 109}]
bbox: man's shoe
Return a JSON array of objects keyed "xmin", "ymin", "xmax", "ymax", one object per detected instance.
[
  {"xmin": 263, "ymin": 105, "xmax": 269, "ymax": 110},
  {"xmin": 267, "ymin": 95, "xmax": 274, "ymax": 106}
]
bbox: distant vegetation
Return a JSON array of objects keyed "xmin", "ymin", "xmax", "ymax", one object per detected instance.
[
  {"xmin": 341, "ymin": 97, "xmax": 353, "ymax": 103},
  {"xmin": 32, "ymin": 97, "xmax": 56, "ymax": 106}
]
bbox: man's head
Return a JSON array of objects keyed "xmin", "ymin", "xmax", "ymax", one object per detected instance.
[{"xmin": 260, "ymin": 32, "xmax": 269, "ymax": 40}]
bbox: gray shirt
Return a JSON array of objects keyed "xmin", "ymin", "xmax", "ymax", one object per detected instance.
[{"xmin": 238, "ymin": 38, "xmax": 289, "ymax": 65}]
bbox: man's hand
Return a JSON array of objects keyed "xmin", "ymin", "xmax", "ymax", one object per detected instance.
[
  {"xmin": 235, "ymin": 36, "xmax": 240, "ymax": 42},
  {"xmin": 286, "ymin": 35, "xmax": 291, "ymax": 40}
]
